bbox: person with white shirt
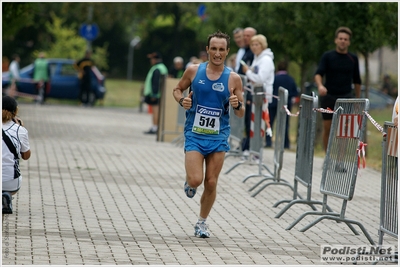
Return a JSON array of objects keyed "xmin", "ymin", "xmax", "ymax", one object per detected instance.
[
  {"xmin": 232, "ymin": 27, "xmax": 245, "ymax": 73},
  {"xmin": 8, "ymin": 54, "xmax": 20, "ymax": 97},
  {"xmin": 2, "ymin": 96, "xmax": 31, "ymax": 214},
  {"xmin": 241, "ymin": 34, "xmax": 275, "ymax": 103}
]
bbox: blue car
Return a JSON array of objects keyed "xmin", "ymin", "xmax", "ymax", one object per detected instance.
[{"xmin": 2, "ymin": 58, "xmax": 106, "ymax": 105}]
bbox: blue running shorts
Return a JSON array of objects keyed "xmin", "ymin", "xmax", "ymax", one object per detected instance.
[{"xmin": 184, "ymin": 136, "xmax": 230, "ymax": 157}]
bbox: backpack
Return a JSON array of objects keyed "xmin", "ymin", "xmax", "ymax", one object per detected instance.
[{"xmin": 2, "ymin": 129, "xmax": 21, "ymax": 178}]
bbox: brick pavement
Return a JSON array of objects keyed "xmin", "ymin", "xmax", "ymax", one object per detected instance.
[{"xmin": 1, "ymin": 102, "xmax": 397, "ymax": 265}]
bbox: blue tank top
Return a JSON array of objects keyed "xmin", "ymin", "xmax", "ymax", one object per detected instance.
[{"xmin": 184, "ymin": 62, "xmax": 231, "ymax": 140}]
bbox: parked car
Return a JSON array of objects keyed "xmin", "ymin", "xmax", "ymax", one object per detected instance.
[
  {"xmin": 303, "ymin": 82, "xmax": 395, "ymax": 110},
  {"xmin": 2, "ymin": 58, "xmax": 106, "ymax": 105}
]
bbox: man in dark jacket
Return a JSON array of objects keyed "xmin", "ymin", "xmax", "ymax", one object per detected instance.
[
  {"xmin": 75, "ymin": 50, "xmax": 95, "ymax": 106},
  {"xmin": 237, "ymin": 27, "xmax": 256, "ymax": 153},
  {"xmin": 265, "ymin": 61, "xmax": 298, "ymax": 149}
]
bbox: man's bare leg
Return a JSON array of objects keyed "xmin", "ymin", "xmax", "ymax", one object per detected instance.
[
  {"xmin": 185, "ymin": 151, "xmax": 205, "ymax": 189},
  {"xmin": 152, "ymin": 104, "xmax": 159, "ymax": 128},
  {"xmin": 200, "ymin": 152, "xmax": 225, "ymax": 219}
]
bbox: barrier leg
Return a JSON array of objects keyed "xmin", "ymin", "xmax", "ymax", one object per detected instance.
[
  {"xmin": 246, "ymin": 175, "xmax": 274, "ymax": 190},
  {"xmin": 299, "ymin": 215, "xmax": 375, "ymax": 245},
  {"xmin": 285, "ymin": 211, "xmax": 340, "ymax": 231},
  {"xmin": 298, "ymin": 215, "xmax": 359, "ymax": 236},
  {"xmin": 224, "ymin": 161, "xmax": 246, "ymax": 174},
  {"xmin": 250, "ymin": 178, "xmax": 294, "ymax": 197},
  {"xmin": 274, "ymin": 200, "xmax": 321, "ymax": 219},
  {"xmin": 272, "ymin": 194, "xmax": 308, "ymax": 210}
]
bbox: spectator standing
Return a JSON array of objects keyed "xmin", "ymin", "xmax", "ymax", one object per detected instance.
[
  {"xmin": 265, "ymin": 61, "xmax": 298, "ymax": 149},
  {"xmin": 2, "ymin": 96, "xmax": 31, "ymax": 214},
  {"xmin": 232, "ymin": 27, "xmax": 245, "ymax": 73},
  {"xmin": 143, "ymin": 52, "xmax": 168, "ymax": 134},
  {"xmin": 315, "ymin": 26, "xmax": 361, "ymax": 152},
  {"xmin": 33, "ymin": 52, "xmax": 50, "ymax": 103},
  {"xmin": 241, "ymin": 34, "xmax": 275, "ymax": 152},
  {"xmin": 238, "ymin": 27, "xmax": 257, "ymax": 153},
  {"xmin": 241, "ymin": 34, "xmax": 275, "ymax": 103},
  {"xmin": 172, "ymin": 30, "xmax": 244, "ymax": 238},
  {"xmin": 169, "ymin": 56, "xmax": 185, "ymax": 79},
  {"xmin": 75, "ymin": 50, "xmax": 95, "ymax": 106},
  {"xmin": 198, "ymin": 51, "xmax": 208, "ymax": 62},
  {"xmin": 8, "ymin": 54, "xmax": 20, "ymax": 98}
]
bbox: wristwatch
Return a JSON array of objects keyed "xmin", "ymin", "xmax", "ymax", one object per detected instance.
[
  {"xmin": 234, "ymin": 101, "xmax": 242, "ymax": 110},
  {"xmin": 179, "ymin": 97, "xmax": 184, "ymax": 107}
]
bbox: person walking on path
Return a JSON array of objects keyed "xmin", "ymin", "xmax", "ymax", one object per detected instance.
[
  {"xmin": 33, "ymin": 52, "xmax": 50, "ymax": 104},
  {"xmin": 172, "ymin": 30, "xmax": 244, "ymax": 238},
  {"xmin": 143, "ymin": 51, "xmax": 168, "ymax": 134},
  {"xmin": 2, "ymin": 96, "xmax": 31, "ymax": 214},
  {"xmin": 8, "ymin": 54, "xmax": 21, "ymax": 98},
  {"xmin": 315, "ymin": 26, "xmax": 361, "ymax": 152}
]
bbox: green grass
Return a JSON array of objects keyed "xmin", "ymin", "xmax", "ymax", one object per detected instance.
[
  {"xmin": 288, "ymin": 104, "xmax": 393, "ymax": 171},
  {"xmin": 16, "ymin": 78, "xmax": 144, "ymax": 108},
  {"xmin": 100, "ymin": 79, "xmax": 143, "ymax": 108}
]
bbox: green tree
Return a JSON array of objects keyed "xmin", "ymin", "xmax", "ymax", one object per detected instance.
[
  {"xmin": 2, "ymin": 3, "xmax": 37, "ymax": 40},
  {"xmin": 35, "ymin": 13, "xmax": 109, "ymax": 70},
  {"xmin": 315, "ymin": 2, "xmax": 398, "ymax": 97},
  {"xmin": 3, "ymin": 2, "xmax": 397, "ymax": 81}
]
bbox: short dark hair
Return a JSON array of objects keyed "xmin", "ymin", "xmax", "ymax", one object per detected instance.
[
  {"xmin": 233, "ymin": 27, "xmax": 243, "ymax": 35},
  {"xmin": 3, "ymin": 96, "xmax": 18, "ymax": 114},
  {"xmin": 207, "ymin": 30, "xmax": 230, "ymax": 49},
  {"xmin": 335, "ymin": 26, "xmax": 352, "ymax": 39},
  {"xmin": 277, "ymin": 61, "xmax": 288, "ymax": 71}
]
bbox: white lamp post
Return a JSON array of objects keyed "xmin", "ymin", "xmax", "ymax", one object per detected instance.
[{"xmin": 127, "ymin": 36, "xmax": 141, "ymax": 80}]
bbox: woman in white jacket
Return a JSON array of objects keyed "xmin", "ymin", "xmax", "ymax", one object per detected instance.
[{"xmin": 241, "ymin": 34, "xmax": 275, "ymax": 103}]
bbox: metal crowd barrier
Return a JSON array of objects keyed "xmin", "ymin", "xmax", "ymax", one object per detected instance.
[
  {"xmin": 244, "ymin": 87, "xmax": 295, "ymax": 197},
  {"xmin": 224, "ymin": 84, "xmax": 272, "ymax": 175},
  {"xmin": 376, "ymin": 122, "xmax": 398, "ymax": 261},
  {"xmin": 286, "ymin": 98, "xmax": 375, "ymax": 245},
  {"xmin": 274, "ymin": 93, "xmax": 334, "ymax": 217},
  {"xmin": 225, "ymin": 74, "xmax": 247, "ymax": 159}
]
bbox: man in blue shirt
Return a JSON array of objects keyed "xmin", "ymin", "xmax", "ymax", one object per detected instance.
[{"xmin": 172, "ymin": 30, "xmax": 244, "ymax": 238}]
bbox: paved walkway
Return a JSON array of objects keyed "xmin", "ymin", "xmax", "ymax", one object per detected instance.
[{"xmin": 2, "ymin": 102, "xmax": 396, "ymax": 265}]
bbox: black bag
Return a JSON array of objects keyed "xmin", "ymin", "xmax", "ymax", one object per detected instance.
[{"xmin": 2, "ymin": 129, "xmax": 21, "ymax": 178}]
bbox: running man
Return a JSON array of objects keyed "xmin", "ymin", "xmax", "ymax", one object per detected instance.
[{"xmin": 172, "ymin": 30, "xmax": 245, "ymax": 238}]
